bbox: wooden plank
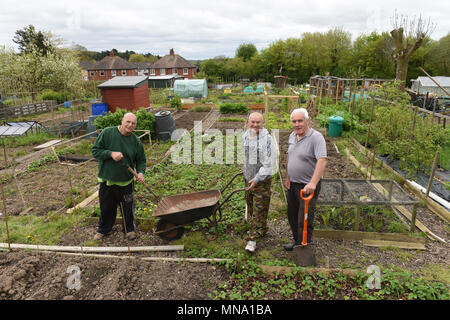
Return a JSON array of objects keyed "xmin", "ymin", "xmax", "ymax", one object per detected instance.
[
  {"xmin": 39, "ymin": 251, "xmax": 232, "ymax": 264},
  {"xmin": 33, "ymin": 139, "xmax": 62, "ymax": 151},
  {"xmin": 362, "ymin": 239, "xmax": 426, "ymax": 250},
  {"xmin": 0, "ymin": 242, "xmax": 184, "ymax": 253},
  {"xmin": 66, "ymin": 190, "xmax": 99, "ymax": 214},
  {"xmin": 313, "ymin": 229, "xmax": 427, "ymax": 244},
  {"xmin": 259, "ymin": 265, "xmax": 359, "ymax": 277}
]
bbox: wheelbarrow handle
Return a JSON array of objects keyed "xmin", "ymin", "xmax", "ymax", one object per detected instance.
[
  {"xmin": 217, "ymin": 187, "xmax": 247, "ymax": 210},
  {"xmin": 220, "ymin": 172, "xmax": 243, "ymax": 194}
]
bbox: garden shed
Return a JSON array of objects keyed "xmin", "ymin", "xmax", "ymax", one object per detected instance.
[
  {"xmin": 97, "ymin": 76, "xmax": 150, "ymax": 113},
  {"xmin": 411, "ymin": 76, "xmax": 450, "ymax": 96},
  {"xmin": 148, "ymin": 75, "xmax": 183, "ymax": 89},
  {"xmin": 173, "ymin": 79, "xmax": 208, "ymax": 98}
]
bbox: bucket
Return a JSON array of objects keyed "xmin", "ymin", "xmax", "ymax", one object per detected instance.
[
  {"xmin": 91, "ymin": 103, "xmax": 108, "ymax": 116},
  {"xmin": 155, "ymin": 110, "xmax": 176, "ymax": 140},
  {"xmin": 328, "ymin": 115, "xmax": 344, "ymax": 137}
]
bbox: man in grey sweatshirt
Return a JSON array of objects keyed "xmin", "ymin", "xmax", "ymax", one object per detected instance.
[{"xmin": 242, "ymin": 112, "xmax": 277, "ymax": 252}]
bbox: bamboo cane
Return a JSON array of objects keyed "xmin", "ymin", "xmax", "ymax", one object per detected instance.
[
  {"xmin": 425, "ymin": 148, "xmax": 440, "ymax": 199},
  {"xmin": 1, "ymin": 184, "xmax": 11, "ymax": 251}
]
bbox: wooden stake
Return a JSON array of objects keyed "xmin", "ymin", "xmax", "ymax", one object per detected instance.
[
  {"xmin": 0, "ymin": 184, "xmax": 11, "ymax": 251},
  {"xmin": 425, "ymin": 148, "xmax": 440, "ymax": 199},
  {"xmin": 119, "ymin": 202, "xmax": 131, "ymax": 256},
  {"xmin": 2, "ymin": 138, "xmax": 8, "ymax": 166},
  {"xmin": 364, "ymin": 98, "xmax": 375, "ymax": 155}
]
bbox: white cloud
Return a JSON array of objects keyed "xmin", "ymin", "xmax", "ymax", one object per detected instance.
[{"xmin": 0, "ymin": 0, "xmax": 448, "ymax": 59}]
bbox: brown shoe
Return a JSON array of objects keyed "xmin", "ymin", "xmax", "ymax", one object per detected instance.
[
  {"xmin": 126, "ymin": 232, "xmax": 137, "ymax": 240},
  {"xmin": 94, "ymin": 232, "xmax": 105, "ymax": 240}
]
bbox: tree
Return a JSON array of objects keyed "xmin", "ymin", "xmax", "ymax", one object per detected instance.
[
  {"xmin": 13, "ymin": 25, "xmax": 59, "ymax": 56},
  {"xmin": 390, "ymin": 11, "xmax": 436, "ymax": 90},
  {"xmin": 425, "ymin": 33, "xmax": 450, "ymax": 75},
  {"xmin": 0, "ymin": 45, "xmax": 83, "ymax": 102},
  {"xmin": 235, "ymin": 43, "xmax": 257, "ymax": 62}
]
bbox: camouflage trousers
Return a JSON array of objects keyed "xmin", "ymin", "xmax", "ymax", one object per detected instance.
[{"xmin": 245, "ymin": 178, "xmax": 272, "ymax": 240}]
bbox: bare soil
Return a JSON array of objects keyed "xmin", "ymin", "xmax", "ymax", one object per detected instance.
[{"xmin": 0, "ymin": 116, "xmax": 448, "ymax": 300}]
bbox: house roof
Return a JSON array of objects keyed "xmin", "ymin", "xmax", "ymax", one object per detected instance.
[
  {"xmin": 79, "ymin": 61, "xmax": 96, "ymax": 70},
  {"xmin": 149, "ymin": 75, "xmax": 183, "ymax": 80},
  {"xmin": 153, "ymin": 50, "xmax": 195, "ymax": 69},
  {"xmin": 97, "ymin": 76, "xmax": 148, "ymax": 89},
  {"xmin": 89, "ymin": 55, "xmax": 137, "ymax": 70},
  {"xmin": 413, "ymin": 76, "xmax": 450, "ymax": 88},
  {"xmin": 132, "ymin": 62, "xmax": 153, "ymax": 70}
]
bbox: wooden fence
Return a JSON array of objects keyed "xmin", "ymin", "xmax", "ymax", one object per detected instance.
[{"xmin": 0, "ymin": 100, "xmax": 57, "ymax": 120}]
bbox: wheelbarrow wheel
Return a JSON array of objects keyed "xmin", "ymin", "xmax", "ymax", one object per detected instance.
[{"xmin": 156, "ymin": 219, "xmax": 184, "ymax": 241}]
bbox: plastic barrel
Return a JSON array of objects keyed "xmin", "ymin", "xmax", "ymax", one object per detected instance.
[
  {"xmin": 91, "ymin": 103, "xmax": 108, "ymax": 116},
  {"xmin": 328, "ymin": 115, "xmax": 344, "ymax": 137},
  {"xmin": 64, "ymin": 101, "xmax": 72, "ymax": 108},
  {"xmin": 155, "ymin": 111, "xmax": 176, "ymax": 140}
]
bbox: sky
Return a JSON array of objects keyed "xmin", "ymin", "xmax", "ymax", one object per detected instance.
[{"xmin": 1, "ymin": 0, "xmax": 449, "ymax": 60}]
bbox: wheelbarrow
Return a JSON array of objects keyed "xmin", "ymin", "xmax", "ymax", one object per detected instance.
[{"xmin": 127, "ymin": 165, "xmax": 246, "ymax": 241}]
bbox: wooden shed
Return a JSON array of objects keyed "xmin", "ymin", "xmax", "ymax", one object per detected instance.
[{"xmin": 97, "ymin": 76, "xmax": 149, "ymax": 113}]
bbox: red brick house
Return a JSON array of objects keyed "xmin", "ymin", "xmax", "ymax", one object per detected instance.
[
  {"xmin": 87, "ymin": 51, "xmax": 138, "ymax": 81},
  {"xmin": 149, "ymin": 49, "xmax": 196, "ymax": 79},
  {"xmin": 97, "ymin": 76, "xmax": 149, "ymax": 113}
]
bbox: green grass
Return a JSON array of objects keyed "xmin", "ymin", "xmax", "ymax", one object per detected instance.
[
  {"xmin": 3, "ymin": 132, "xmax": 58, "ymax": 148},
  {"xmin": 217, "ymin": 117, "xmax": 246, "ymax": 122},
  {"xmin": 0, "ymin": 209, "xmax": 89, "ymax": 245}
]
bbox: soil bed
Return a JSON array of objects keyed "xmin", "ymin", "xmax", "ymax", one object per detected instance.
[{"xmin": 0, "ymin": 116, "xmax": 448, "ymax": 300}]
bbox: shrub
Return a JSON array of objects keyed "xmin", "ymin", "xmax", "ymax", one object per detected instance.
[
  {"xmin": 219, "ymin": 102, "xmax": 249, "ymax": 114},
  {"xmin": 40, "ymin": 89, "xmax": 70, "ymax": 104},
  {"xmin": 192, "ymin": 105, "xmax": 212, "ymax": 112},
  {"xmin": 94, "ymin": 108, "xmax": 156, "ymax": 138},
  {"xmin": 169, "ymin": 94, "xmax": 182, "ymax": 110}
]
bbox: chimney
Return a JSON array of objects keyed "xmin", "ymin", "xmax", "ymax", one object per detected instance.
[
  {"xmin": 109, "ymin": 50, "xmax": 115, "ymax": 57},
  {"xmin": 170, "ymin": 48, "xmax": 174, "ymax": 56}
]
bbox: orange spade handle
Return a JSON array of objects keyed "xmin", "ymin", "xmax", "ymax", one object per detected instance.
[{"xmin": 300, "ymin": 189, "xmax": 314, "ymax": 246}]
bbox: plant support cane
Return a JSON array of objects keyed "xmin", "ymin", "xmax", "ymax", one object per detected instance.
[{"xmin": 293, "ymin": 190, "xmax": 316, "ymax": 267}]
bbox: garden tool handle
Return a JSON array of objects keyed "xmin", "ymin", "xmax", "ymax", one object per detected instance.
[
  {"xmin": 300, "ymin": 190, "xmax": 314, "ymax": 246},
  {"xmin": 126, "ymin": 165, "xmax": 161, "ymax": 202}
]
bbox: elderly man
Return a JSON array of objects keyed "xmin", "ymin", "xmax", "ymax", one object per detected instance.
[
  {"xmin": 283, "ymin": 108, "xmax": 327, "ymax": 251},
  {"xmin": 92, "ymin": 112, "xmax": 146, "ymax": 241},
  {"xmin": 243, "ymin": 112, "xmax": 276, "ymax": 252}
]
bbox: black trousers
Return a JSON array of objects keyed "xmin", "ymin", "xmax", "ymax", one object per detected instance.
[
  {"xmin": 97, "ymin": 182, "xmax": 136, "ymax": 235},
  {"xmin": 287, "ymin": 181, "xmax": 321, "ymax": 243}
]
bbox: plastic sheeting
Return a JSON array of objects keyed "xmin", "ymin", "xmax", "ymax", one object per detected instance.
[{"xmin": 173, "ymin": 79, "xmax": 208, "ymax": 98}]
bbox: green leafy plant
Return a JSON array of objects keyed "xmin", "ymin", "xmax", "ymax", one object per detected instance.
[
  {"xmin": 219, "ymin": 102, "xmax": 249, "ymax": 114},
  {"xmin": 169, "ymin": 94, "xmax": 182, "ymax": 110},
  {"xmin": 93, "ymin": 108, "xmax": 156, "ymax": 137}
]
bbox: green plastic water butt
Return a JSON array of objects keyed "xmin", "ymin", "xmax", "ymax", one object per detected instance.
[{"xmin": 328, "ymin": 115, "xmax": 344, "ymax": 137}]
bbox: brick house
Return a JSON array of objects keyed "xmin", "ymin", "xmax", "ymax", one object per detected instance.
[
  {"xmin": 87, "ymin": 51, "xmax": 138, "ymax": 81},
  {"xmin": 149, "ymin": 49, "xmax": 196, "ymax": 79}
]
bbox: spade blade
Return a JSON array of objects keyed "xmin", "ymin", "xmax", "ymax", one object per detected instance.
[{"xmin": 293, "ymin": 245, "xmax": 316, "ymax": 267}]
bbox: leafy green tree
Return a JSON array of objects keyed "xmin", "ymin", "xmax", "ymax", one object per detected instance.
[
  {"xmin": 13, "ymin": 25, "xmax": 59, "ymax": 56},
  {"xmin": 425, "ymin": 33, "xmax": 450, "ymax": 75},
  {"xmin": 235, "ymin": 43, "xmax": 257, "ymax": 62},
  {"xmin": 0, "ymin": 45, "xmax": 83, "ymax": 101}
]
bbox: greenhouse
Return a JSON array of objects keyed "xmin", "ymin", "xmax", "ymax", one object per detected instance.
[{"xmin": 173, "ymin": 79, "xmax": 208, "ymax": 98}]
